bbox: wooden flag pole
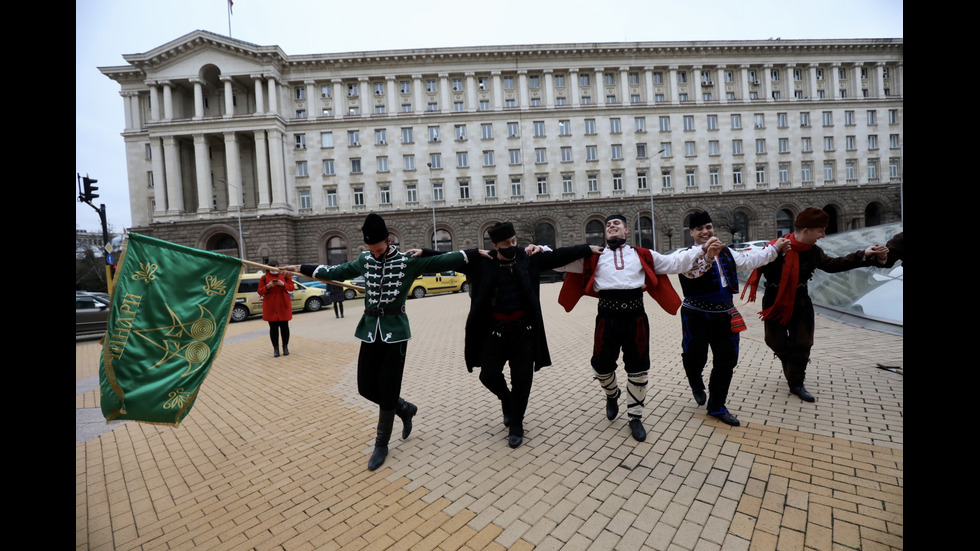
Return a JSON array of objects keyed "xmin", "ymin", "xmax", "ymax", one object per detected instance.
[{"xmin": 240, "ymin": 259, "xmax": 365, "ymax": 292}]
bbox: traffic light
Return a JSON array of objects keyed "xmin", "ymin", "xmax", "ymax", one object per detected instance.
[{"xmin": 83, "ymin": 176, "xmax": 99, "ymax": 202}]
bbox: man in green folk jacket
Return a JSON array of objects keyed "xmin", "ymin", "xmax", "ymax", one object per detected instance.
[{"xmin": 284, "ymin": 213, "xmax": 468, "ymax": 470}]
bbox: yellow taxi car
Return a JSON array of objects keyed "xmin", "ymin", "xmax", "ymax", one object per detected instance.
[
  {"xmin": 341, "ymin": 271, "xmax": 469, "ymax": 300},
  {"xmin": 231, "ymin": 273, "xmax": 328, "ymax": 322}
]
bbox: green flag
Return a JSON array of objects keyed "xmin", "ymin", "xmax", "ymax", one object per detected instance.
[{"xmin": 100, "ymin": 232, "xmax": 243, "ymax": 426}]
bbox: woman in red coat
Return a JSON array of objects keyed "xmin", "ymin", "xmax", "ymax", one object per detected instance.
[{"xmin": 258, "ymin": 260, "xmax": 294, "ymax": 357}]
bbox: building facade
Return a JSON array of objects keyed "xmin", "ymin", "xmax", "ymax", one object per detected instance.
[{"xmin": 100, "ymin": 31, "xmax": 902, "ymax": 265}]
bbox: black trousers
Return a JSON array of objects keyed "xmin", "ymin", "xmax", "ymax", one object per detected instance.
[
  {"xmin": 479, "ymin": 327, "xmax": 535, "ymax": 431},
  {"xmin": 591, "ymin": 312, "xmax": 650, "ymax": 375},
  {"xmin": 333, "ymin": 301, "xmax": 344, "ymax": 317},
  {"xmin": 268, "ymin": 321, "xmax": 290, "ymax": 348},
  {"xmin": 764, "ymin": 298, "xmax": 815, "ymax": 389},
  {"xmin": 357, "ymin": 338, "xmax": 408, "ymax": 410},
  {"xmin": 681, "ymin": 306, "xmax": 739, "ymax": 414}
]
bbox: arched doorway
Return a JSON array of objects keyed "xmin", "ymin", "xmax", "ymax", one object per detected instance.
[
  {"xmin": 776, "ymin": 209, "xmax": 794, "ymax": 237},
  {"xmin": 326, "ymin": 235, "xmax": 348, "ymax": 265},
  {"xmin": 635, "ymin": 215, "xmax": 653, "ymax": 248},
  {"xmin": 586, "ymin": 220, "xmax": 605, "ymax": 246}
]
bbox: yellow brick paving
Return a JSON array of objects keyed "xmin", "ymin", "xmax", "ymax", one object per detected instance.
[{"xmin": 77, "ymin": 277, "xmax": 902, "ymax": 550}]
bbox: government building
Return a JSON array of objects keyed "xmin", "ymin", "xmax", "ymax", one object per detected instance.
[{"xmin": 100, "ymin": 31, "xmax": 903, "ymax": 265}]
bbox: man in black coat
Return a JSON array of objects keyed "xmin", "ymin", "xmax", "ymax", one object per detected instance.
[{"xmin": 458, "ymin": 222, "xmax": 599, "ymax": 448}]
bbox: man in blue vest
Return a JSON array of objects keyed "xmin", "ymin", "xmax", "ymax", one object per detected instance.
[{"xmin": 678, "ymin": 211, "xmax": 789, "ymax": 426}]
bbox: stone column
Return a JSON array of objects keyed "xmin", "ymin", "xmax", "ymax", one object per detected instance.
[
  {"xmin": 412, "ymin": 74, "xmax": 424, "ymax": 114},
  {"xmin": 162, "ymin": 135, "xmax": 183, "ymax": 213},
  {"xmin": 254, "ymin": 130, "xmax": 271, "ymax": 208},
  {"xmin": 191, "ymin": 78, "xmax": 204, "ymax": 119},
  {"xmin": 252, "ymin": 74, "xmax": 265, "ymax": 114},
  {"xmin": 831, "ymin": 63, "xmax": 841, "ymax": 100},
  {"xmin": 570, "ymin": 69, "xmax": 580, "ymax": 108},
  {"xmin": 808, "ymin": 64, "xmax": 819, "ymax": 100},
  {"xmin": 151, "ymin": 138, "xmax": 166, "ymax": 215},
  {"xmin": 716, "ymin": 66, "xmax": 727, "ymax": 104},
  {"xmin": 193, "ymin": 134, "xmax": 212, "ymax": 214},
  {"xmin": 594, "ymin": 68, "xmax": 603, "ymax": 104},
  {"xmin": 386, "ymin": 75, "xmax": 397, "ymax": 112},
  {"xmin": 643, "ymin": 67, "xmax": 655, "ymax": 104},
  {"xmin": 120, "ymin": 91, "xmax": 137, "ymax": 131},
  {"xmin": 543, "ymin": 69, "xmax": 555, "ymax": 108},
  {"xmin": 739, "ymin": 65, "xmax": 751, "ymax": 103},
  {"xmin": 222, "ymin": 76, "xmax": 235, "ymax": 117},
  {"xmin": 762, "ymin": 64, "xmax": 773, "ymax": 102},
  {"xmin": 224, "ymin": 132, "xmax": 243, "ymax": 211},
  {"xmin": 492, "ymin": 71, "xmax": 503, "ymax": 111},
  {"xmin": 332, "ymin": 79, "xmax": 343, "ymax": 118},
  {"xmin": 439, "ymin": 73, "xmax": 450, "ymax": 113},
  {"xmin": 667, "ymin": 66, "xmax": 678, "ymax": 105},
  {"xmin": 518, "ymin": 70, "xmax": 529, "ymax": 108},
  {"xmin": 146, "ymin": 81, "xmax": 160, "ymax": 122},
  {"xmin": 267, "ymin": 76, "xmax": 278, "ymax": 115},
  {"xmin": 692, "ymin": 66, "xmax": 703, "ymax": 104},
  {"xmin": 267, "ymin": 130, "xmax": 287, "ymax": 208},
  {"xmin": 305, "ymin": 80, "xmax": 316, "ymax": 118},
  {"xmin": 161, "ymin": 80, "xmax": 174, "ymax": 120},
  {"xmin": 465, "ymin": 72, "xmax": 477, "ymax": 112}
]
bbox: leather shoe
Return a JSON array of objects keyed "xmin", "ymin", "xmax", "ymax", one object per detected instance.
[
  {"xmin": 283, "ymin": 345, "xmax": 289, "ymax": 356},
  {"xmin": 508, "ymin": 434, "xmax": 523, "ymax": 448},
  {"xmin": 606, "ymin": 389, "xmax": 621, "ymax": 420},
  {"xmin": 692, "ymin": 388, "xmax": 707, "ymax": 406},
  {"xmin": 273, "ymin": 348, "xmax": 280, "ymax": 358},
  {"xmin": 628, "ymin": 418, "xmax": 647, "ymax": 442},
  {"xmin": 790, "ymin": 386, "xmax": 816, "ymax": 402},
  {"xmin": 711, "ymin": 411, "xmax": 740, "ymax": 426}
]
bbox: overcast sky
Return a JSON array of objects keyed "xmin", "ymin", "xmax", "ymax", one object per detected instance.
[{"xmin": 75, "ymin": 0, "xmax": 903, "ymax": 233}]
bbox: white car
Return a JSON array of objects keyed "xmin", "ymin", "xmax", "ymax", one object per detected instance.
[{"xmin": 728, "ymin": 240, "xmax": 770, "ymax": 254}]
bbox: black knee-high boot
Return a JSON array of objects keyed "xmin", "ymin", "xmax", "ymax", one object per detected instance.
[
  {"xmin": 368, "ymin": 409, "xmax": 396, "ymax": 470},
  {"xmin": 395, "ymin": 398, "xmax": 417, "ymax": 439}
]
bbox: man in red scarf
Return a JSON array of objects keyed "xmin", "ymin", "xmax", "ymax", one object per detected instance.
[{"xmin": 742, "ymin": 208, "xmax": 888, "ymax": 402}]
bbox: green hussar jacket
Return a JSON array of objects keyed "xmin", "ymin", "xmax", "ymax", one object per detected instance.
[{"xmin": 300, "ymin": 247, "xmax": 467, "ymax": 343}]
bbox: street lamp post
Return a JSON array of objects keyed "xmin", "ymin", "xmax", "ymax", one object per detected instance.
[
  {"xmin": 646, "ymin": 148, "xmax": 668, "ymax": 251},
  {"xmin": 218, "ymin": 179, "xmax": 246, "ymax": 259},
  {"xmin": 427, "ymin": 162, "xmax": 437, "ymax": 250}
]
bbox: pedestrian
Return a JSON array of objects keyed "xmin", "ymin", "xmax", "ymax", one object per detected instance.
[
  {"xmin": 678, "ymin": 211, "xmax": 790, "ymax": 426},
  {"xmin": 327, "ymin": 282, "xmax": 345, "ymax": 318},
  {"xmin": 258, "ymin": 260, "xmax": 294, "ymax": 358},
  {"xmin": 742, "ymin": 207, "xmax": 888, "ymax": 402},
  {"xmin": 558, "ymin": 214, "xmax": 713, "ymax": 442},
  {"xmin": 457, "ymin": 222, "xmax": 600, "ymax": 448},
  {"xmin": 282, "ymin": 213, "xmax": 468, "ymax": 470}
]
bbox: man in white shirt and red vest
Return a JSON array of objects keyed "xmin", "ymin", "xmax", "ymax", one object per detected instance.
[{"xmin": 559, "ymin": 214, "xmax": 717, "ymax": 442}]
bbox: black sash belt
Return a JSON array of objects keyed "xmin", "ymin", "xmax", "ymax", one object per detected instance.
[{"xmin": 365, "ymin": 304, "xmax": 406, "ymax": 317}]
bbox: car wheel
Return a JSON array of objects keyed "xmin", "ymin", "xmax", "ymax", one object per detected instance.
[
  {"xmin": 460, "ymin": 281, "xmax": 471, "ymax": 293},
  {"xmin": 411, "ymin": 286, "xmax": 426, "ymax": 299},
  {"xmin": 305, "ymin": 297, "xmax": 323, "ymax": 312},
  {"xmin": 231, "ymin": 304, "xmax": 250, "ymax": 323},
  {"xmin": 344, "ymin": 289, "xmax": 356, "ymax": 300}
]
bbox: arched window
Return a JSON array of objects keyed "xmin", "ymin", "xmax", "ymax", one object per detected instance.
[
  {"xmin": 433, "ymin": 229, "xmax": 453, "ymax": 251},
  {"xmin": 732, "ymin": 211, "xmax": 750, "ymax": 243},
  {"xmin": 586, "ymin": 220, "xmax": 605, "ymax": 246},
  {"xmin": 864, "ymin": 203, "xmax": 883, "ymax": 228},
  {"xmin": 326, "ymin": 236, "xmax": 347, "ymax": 265},
  {"xmin": 776, "ymin": 209, "xmax": 794, "ymax": 237},
  {"xmin": 635, "ymin": 215, "xmax": 653, "ymax": 248},
  {"xmin": 534, "ymin": 222, "xmax": 556, "ymax": 248}
]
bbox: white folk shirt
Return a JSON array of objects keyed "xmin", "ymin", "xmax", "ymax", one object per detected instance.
[
  {"xmin": 682, "ymin": 244, "xmax": 780, "ymax": 288},
  {"xmin": 593, "ymin": 244, "xmax": 705, "ymax": 291}
]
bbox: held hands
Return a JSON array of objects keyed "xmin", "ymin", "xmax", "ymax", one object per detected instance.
[
  {"xmin": 589, "ymin": 245, "xmax": 604, "ymax": 254},
  {"xmin": 525, "ymin": 244, "xmax": 543, "ymax": 256},
  {"xmin": 774, "ymin": 237, "xmax": 791, "ymax": 254},
  {"xmin": 702, "ymin": 237, "xmax": 724, "ymax": 260},
  {"xmin": 865, "ymin": 244, "xmax": 889, "ymax": 261},
  {"xmin": 280, "ymin": 264, "xmax": 301, "ymax": 273},
  {"xmin": 406, "ymin": 248, "xmax": 423, "ymax": 257}
]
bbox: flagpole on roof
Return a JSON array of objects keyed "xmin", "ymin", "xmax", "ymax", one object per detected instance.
[{"xmin": 227, "ymin": 0, "xmax": 233, "ymax": 37}]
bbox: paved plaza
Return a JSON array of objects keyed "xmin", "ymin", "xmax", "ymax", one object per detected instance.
[{"xmin": 76, "ymin": 278, "xmax": 903, "ymax": 550}]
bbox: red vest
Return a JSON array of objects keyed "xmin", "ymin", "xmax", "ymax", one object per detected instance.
[{"xmin": 558, "ymin": 247, "xmax": 682, "ymax": 315}]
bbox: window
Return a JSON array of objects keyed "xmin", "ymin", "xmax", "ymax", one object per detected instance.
[
  {"xmin": 400, "ymin": 127, "xmax": 414, "ymax": 144},
  {"xmin": 295, "ymin": 109, "xmax": 307, "ymax": 118},
  {"xmin": 537, "ymin": 176, "xmax": 548, "ymax": 195},
  {"xmin": 401, "ymin": 104, "xmax": 412, "ymax": 113},
  {"xmin": 890, "ymin": 159, "xmax": 900, "ymax": 178},
  {"xmin": 586, "ymin": 145, "xmax": 598, "ymax": 161},
  {"xmin": 653, "ymin": 72, "xmax": 664, "ymax": 84},
  {"xmin": 326, "ymin": 188, "xmax": 338, "ymax": 208},
  {"xmin": 755, "ymin": 139, "xmax": 766, "ymax": 154},
  {"xmin": 709, "ymin": 140, "xmax": 719, "ymax": 156},
  {"xmin": 661, "ymin": 169, "xmax": 672, "ymax": 188},
  {"xmin": 867, "ymin": 110, "xmax": 878, "ymax": 125},
  {"xmin": 556, "ymin": 97, "xmax": 567, "ymax": 105},
  {"xmin": 801, "ymin": 162, "xmax": 812, "ymax": 182},
  {"xmin": 507, "ymin": 122, "xmax": 520, "ymax": 138},
  {"xmin": 606, "ymin": 95, "xmax": 617, "ymax": 104},
  {"xmin": 348, "ymin": 130, "xmax": 360, "ymax": 146},
  {"xmin": 659, "ymin": 116, "xmax": 671, "ymax": 132},
  {"xmin": 889, "ymin": 109, "xmax": 899, "ymax": 125},
  {"xmin": 631, "ymin": 94, "xmax": 641, "ymax": 103},
  {"xmin": 350, "ymin": 158, "xmax": 362, "ymax": 173},
  {"xmin": 454, "ymin": 125, "xmax": 467, "ymax": 141},
  {"xmin": 581, "ymin": 95, "xmax": 592, "ymax": 104},
  {"xmin": 562, "ymin": 174, "xmax": 574, "ymax": 193},
  {"xmin": 323, "ymin": 159, "xmax": 335, "ymax": 175},
  {"xmin": 379, "ymin": 184, "xmax": 391, "ymax": 204},
  {"xmin": 779, "ymin": 163, "xmax": 789, "ymax": 184},
  {"xmin": 709, "ymin": 167, "xmax": 719, "ymax": 187},
  {"xmin": 839, "ymin": 89, "xmax": 847, "ymax": 98},
  {"xmin": 685, "ymin": 141, "xmax": 696, "ymax": 157},
  {"xmin": 295, "ymin": 134, "xmax": 307, "ymax": 149},
  {"xmin": 529, "ymin": 75, "xmax": 540, "ymax": 88},
  {"xmin": 477, "ymin": 77, "xmax": 488, "ymax": 91},
  {"xmin": 724, "ymin": 70, "xmax": 734, "ymax": 82},
  {"xmin": 845, "ymin": 111, "xmax": 855, "ymax": 126},
  {"xmin": 483, "ymin": 150, "xmax": 495, "ymax": 166},
  {"xmin": 375, "ymin": 129, "xmax": 387, "ymax": 145},
  {"xmin": 890, "ymin": 134, "xmax": 900, "ymax": 149},
  {"xmin": 510, "ymin": 178, "xmax": 522, "ymax": 197},
  {"xmin": 585, "ymin": 119, "xmax": 597, "ymax": 135},
  {"xmin": 479, "ymin": 100, "xmax": 490, "ymax": 111},
  {"xmin": 635, "ymin": 117, "xmax": 647, "ymax": 132},
  {"xmin": 655, "ymin": 93, "xmax": 665, "ymax": 102},
  {"xmin": 481, "ymin": 123, "xmax": 493, "ymax": 140},
  {"xmin": 731, "ymin": 114, "xmax": 741, "ymax": 129},
  {"xmin": 748, "ymin": 69, "xmax": 757, "ymax": 82},
  {"xmin": 846, "ymin": 136, "xmax": 856, "ymax": 151},
  {"xmin": 778, "ymin": 138, "xmax": 789, "ymax": 153},
  {"xmin": 637, "ymin": 171, "xmax": 648, "ymax": 190},
  {"xmin": 822, "ymin": 111, "xmax": 833, "ymax": 127},
  {"xmin": 533, "ymin": 121, "xmax": 546, "ymax": 137},
  {"xmin": 453, "ymin": 101, "xmax": 464, "ymax": 112},
  {"xmin": 868, "ymin": 160, "xmax": 878, "ymax": 180},
  {"xmin": 404, "ymin": 154, "xmax": 416, "ymax": 171},
  {"xmin": 530, "ymin": 98, "xmax": 542, "ymax": 107},
  {"xmin": 426, "ymin": 80, "xmax": 437, "ymax": 93},
  {"xmin": 374, "ymin": 105, "xmax": 386, "ymax": 114},
  {"xmin": 505, "ymin": 99, "xmax": 516, "ymax": 108},
  {"xmin": 800, "ymin": 112, "xmax": 810, "ymax": 127},
  {"xmin": 823, "ymin": 137, "xmax": 834, "ymax": 152},
  {"xmin": 588, "ymin": 173, "xmax": 599, "ymax": 192},
  {"xmin": 846, "ymin": 161, "xmax": 856, "ymax": 179},
  {"xmin": 801, "ymin": 137, "xmax": 812, "ymax": 152},
  {"xmin": 485, "ymin": 178, "xmax": 496, "ymax": 198},
  {"xmin": 755, "ymin": 165, "xmax": 767, "ymax": 185},
  {"xmin": 561, "ymin": 146, "xmax": 572, "ymax": 162},
  {"xmin": 353, "ymin": 186, "xmax": 364, "ymax": 206},
  {"xmin": 612, "ymin": 172, "xmax": 623, "ymax": 191},
  {"xmin": 732, "ymin": 139, "xmax": 743, "ymax": 155},
  {"xmin": 432, "ymin": 181, "xmax": 444, "ymax": 201},
  {"xmin": 559, "ymin": 120, "xmax": 571, "ymax": 136},
  {"xmin": 347, "ymin": 83, "xmax": 359, "ymax": 97},
  {"xmin": 610, "ymin": 118, "xmax": 621, "ymax": 133},
  {"xmin": 771, "ymin": 91, "xmax": 780, "ymax": 100},
  {"xmin": 456, "ymin": 152, "xmax": 468, "ymax": 168},
  {"xmin": 770, "ymin": 69, "xmax": 780, "ymax": 81},
  {"xmin": 677, "ymin": 71, "xmax": 687, "ymax": 83},
  {"xmin": 611, "ymin": 144, "xmax": 623, "ymax": 160},
  {"xmin": 823, "ymin": 162, "xmax": 834, "ymax": 181},
  {"xmin": 428, "ymin": 126, "xmax": 440, "ymax": 142},
  {"xmin": 535, "ymin": 148, "xmax": 547, "ymax": 163},
  {"xmin": 686, "ymin": 168, "xmax": 696, "ymax": 188},
  {"xmin": 868, "ymin": 135, "xmax": 878, "ymax": 150},
  {"xmin": 579, "ymin": 74, "xmax": 590, "ymax": 86},
  {"xmin": 661, "ymin": 143, "xmax": 672, "ymax": 157},
  {"xmin": 295, "ymin": 87, "xmax": 306, "ymax": 100},
  {"xmin": 296, "ymin": 161, "xmax": 308, "ymax": 177},
  {"xmin": 637, "ymin": 143, "xmax": 647, "ymax": 158},
  {"xmin": 458, "ymin": 179, "xmax": 470, "ymax": 199},
  {"xmin": 732, "ymin": 166, "xmax": 742, "ymax": 185},
  {"xmin": 707, "ymin": 115, "xmax": 718, "ymax": 130},
  {"xmin": 321, "ymin": 132, "xmax": 334, "ymax": 148},
  {"xmin": 427, "ymin": 102, "xmax": 439, "ymax": 111},
  {"xmin": 509, "ymin": 149, "xmax": 521, "ymax": 165},
  {"xmin": 321, "ymin": 85, "xmax": 332, "ymax": 98},
  {"xmin": 816, "ymin": 68, "xmax": 824, "ymax": 80},
  {"xmin": 554, "ymin": 74, "xmax": 565, "ymax": 87},
  {"xmin": 777, "ymin": 113, "xmax": 788, "ymax": 129},
  {"xmin": 452, "ymin": 78, "xmax": 463, "ymax": 92},
  {"xmin": 816, "ymin": 90, "xmax": 825, "ymax": 99},
  {"xmin": 429, "ymin": 153, "xmax": 442, "ymax": 169},
  {"xmin": 683, "ymin": 116, "xmax": 695, "ymax": 131},
  {"xmin": 377, "ymin": 156, "xmax": 388, "ymax": 172},
  {"xmin": 400, "ymin": 81, "xmax": 411, "ymax": 94},
  {"xmin": 678, "ymin": 93, "xmax": 688, "ymax": 102}
]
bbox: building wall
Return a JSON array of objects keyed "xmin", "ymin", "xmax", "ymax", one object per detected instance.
[{"xmin": 101, "ymin": 32, "xmax": 902, "ymax": 265}]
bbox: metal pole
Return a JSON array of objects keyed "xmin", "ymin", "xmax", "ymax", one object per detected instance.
[
  {"xmin": 219, "ymin": 178, "xmax": 245, "ymax": 259},
  {"xmin": 427, "ymin": 163, "xmax": 437, "ymax": 250},
  {"xmin": 650, "ymin": 148, "xmax": 667, "ymax": 252}
]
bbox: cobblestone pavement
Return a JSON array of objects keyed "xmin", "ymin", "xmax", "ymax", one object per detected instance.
[{"xmin": 77, "ymin": 277, "xmax": 902, "ymax": 550}]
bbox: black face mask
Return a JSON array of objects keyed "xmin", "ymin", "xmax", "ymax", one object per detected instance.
[
  {"xmin": 497, "ymin": 245, "xmax": 519, "ymax": 260},
  {"xmin": 606, "ymin": 238, "xmax": 626, "ymax": 250}
]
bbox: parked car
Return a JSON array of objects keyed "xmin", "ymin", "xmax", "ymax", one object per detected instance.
[
  {"xmin": 728, "ymin": 240, "xmax": 770, "ymax": 254},
  {"xmin": 409, "ymin": 271, "xmax": 469, "ymax": 299},
  {"xmin": 230, "ymin": 273, "xmax": 328, "ymax": 322},
  {"xmin": 342, "ymin": 277, "xmax": 366, "ymax": 300},
  {"xmin": 293, "ymin": 276, "xmax": 327, "ymax": 290},
  {"xmin": 76, "ymin": 292, "xmax": 111, "ymax": 334}
]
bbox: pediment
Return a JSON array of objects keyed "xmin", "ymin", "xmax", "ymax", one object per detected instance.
[{"xmin": 122, "ymin": 30, "xmax": 284, "ymax": 80}]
